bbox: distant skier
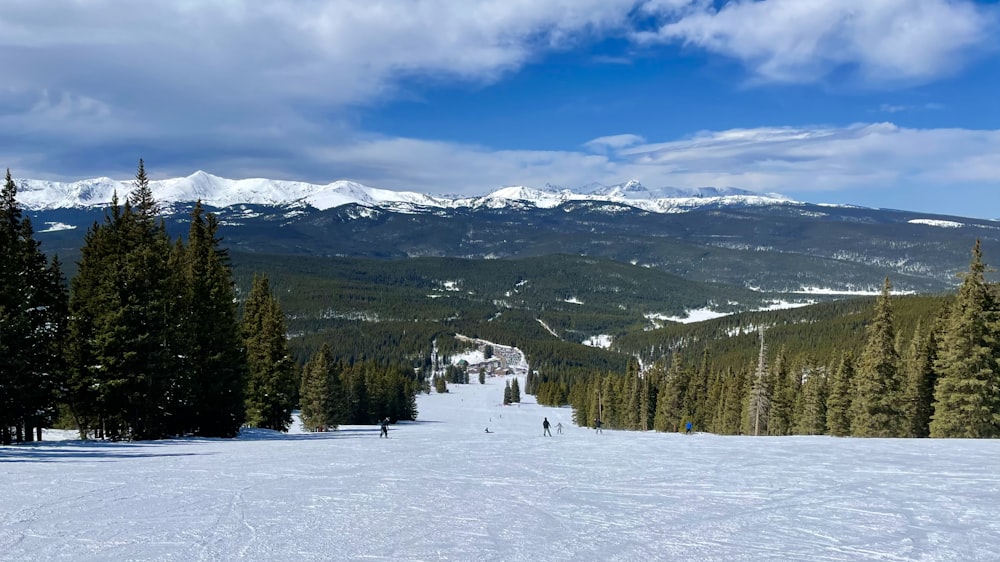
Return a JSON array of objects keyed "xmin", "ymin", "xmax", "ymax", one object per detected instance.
[
  {"xmin": 555, "ymin": 422, "xmax": 563, "ymax": 435},
  {"xmin": 594, "ymin": 418, "xmax": 603, "ymax": 434},
  {"xmin": 380, "ymin": 417, "xmax": 390, "ymax": 438},
  {"xmin": 685, "ymin": 421, "xmax": 693, "ymax": 434},
  {"xmin": 485, "ymin": 427, "xmax": 491, "ymax": 434},
  {"xmin": 543, "ymin": 417, "xmax": 552, "ymax": 436}
]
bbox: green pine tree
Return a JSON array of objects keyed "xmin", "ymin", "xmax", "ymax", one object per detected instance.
[
  {"xmin": 851, "ymin": 277, "xmax": 905, "ymax": 437},
  {"xmin": 826, "ymin": 351, "xmax": 855, "ymax": 437},
  {"xmin": 299, "ymin": 344, "xmax": 341, "ymax": 431},
  {"xmin": 184, "ymin": 206, "xmax": 246, "ymax": 437},
  {"xmin": 0, "ymin": 169, "xmax": 68, "ymax": 444},
  {"xmin": 242, "ymin": 274, "xmax": 298, "ymax": 431},
  {"xmin": 767, "ymin": 349, "xmax": 794, "ymax": 436},
  {"xmin": 794, "ymin": 363, "xmax": 828, "ymax": 435},
  {"xmin": 654, "ymin": 355, "xmax": 686, "ymax": 432},
  {"xmin": 903, "ymin": 320, "xmax": 939, "ymax": 438},
  {"xmin": 64, "ymin": 161, "xmax": 174, "ymax": 440},
  {"xmin": 930, "ymin": 241, "xmax": 1000, "ymax": 438}
]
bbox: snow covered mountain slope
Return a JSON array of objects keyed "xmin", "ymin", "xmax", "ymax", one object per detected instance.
[
  {"xmin": 15, "ymin": 171, "xmax": 447, "ymax": 212},
  {"xmin": 13, "ymin": 171, "xmax": 791, "ymax": 214},
  {"xmin": 4, "ymin": 372, "xmax": 1000, "ymax": 561}
]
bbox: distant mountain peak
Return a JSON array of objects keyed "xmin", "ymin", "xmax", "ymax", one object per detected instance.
[
  {"xmin": 15, "ymin": 172, "xmax": 793, "ymax": 215},
  {"xmin": 588, "ymin": 179, "xmax": 649, "ymax": 198}
]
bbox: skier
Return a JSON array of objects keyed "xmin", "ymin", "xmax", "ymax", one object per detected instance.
[
  {"xmin": 685, "ymin": 421, "xmax": 693, "ymax": 434},
  {"xmin": 379, "ymin": 417, "xmax": 390, "ymax": 438},
  {"xmin": 543, "ymin": 417, "xmax": 552, "ymax": 437},
  {"xmin": 555, "ymin": 422, "xmax": 563, "ymax": 435},
  {"xmin": 594, "ymin": 417, "xmax": 603, "ymax": 434}
]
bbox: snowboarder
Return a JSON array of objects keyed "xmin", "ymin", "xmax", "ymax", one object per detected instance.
[
  {"xmin": 594, "ymin": 418, "xmax": 603, "ymax": 434},
  {"xmin": 543, "ymin": 417, "xmax": 552, "ymax": 436},
  {"xmin": 379, "ymin": 417, "xmax": 390, "ymax": 438},
  {"xmin": 555, "ymin": 422, "xmax": 563, "ymax": 435},
  {"xmin": 485, "ymin": 427, "xmax": 492, "ymax": 433},
  {"xmin": 685, "ymin": 421, "xmax": 693, "ymax": 434}
]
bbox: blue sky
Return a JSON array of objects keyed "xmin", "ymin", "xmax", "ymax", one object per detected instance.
[{"xmin": 2, "ymin": 0, "xmax": 1000, "ymax": 218}]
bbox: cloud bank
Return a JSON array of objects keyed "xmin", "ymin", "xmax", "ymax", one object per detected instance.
[
  {"xmin": 0, "ymin": 0, "xmax": 998, "ymax": 218},
  {"xmin": 635, "ymin": 0, "xmax": 996, "ymax": 84}
]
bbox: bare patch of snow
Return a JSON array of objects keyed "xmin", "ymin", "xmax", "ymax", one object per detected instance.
[
  {"xmin": 908, "ymin": 218, "xmax": 963, "ymax": 228},
  {"xmin": 536, "ymin": 319, "xmax": 560, "ymax": 338},
  {"xmin": 583, "ymin": 334, "xmax": 613, "ymax": 349},
  {"xmin": 793, "ymin": 286, "xmax": 915, "ymax": 296}
]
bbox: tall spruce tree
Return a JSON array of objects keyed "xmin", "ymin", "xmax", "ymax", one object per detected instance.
[
  {"xmin": 794, "ymin": 364, "xmax": 828, "ymax": 435},
  {"xmin": 241, "ymin": 274, "xmax": 297, "ymax": 431},
  {"xmin": 510, "ymin": 377, "xmax": 521, "ymax": 403},
  {"xmin": 930, "ymin": 241, "xmax": 1000, "ymax": 437},
  {"xmin": 719, "ymin": 368, "xmax": 749, "ymax": 435},
  {"xmin": 299, "ymin": 344, "xmax": 341, "ymax": 431},
  {"xmin": 767, "ymin": 349, "xmax": 794, "ymax": 436},
  {"xmin": 65, "ymin": 161, "xmax": 174, "ymax": 440},
  {"xmin": 0, "ymin": 169, "xmax": 68, "ymax": 444},
  {"xmin": 826, "ymin": 351, "xmax": 856, "ymax": 437},
  {"xmin": 182, "ymin": 204, "xmax": 246, "ymax": 436},
  {"xmin": 903, "ymin": 320, "xmax": 938, "ymax": 438},
  {"xmin": 851, "ymin": 277, "xmax": 905, "ymax": 437},
  {"xmin": 654, "ymin": 354, "xmax": 687, "ymax": 432}
]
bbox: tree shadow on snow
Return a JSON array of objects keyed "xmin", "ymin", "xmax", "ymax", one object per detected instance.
[
  {"xmin": 0, "ymin": 440, "xmax": 218, "ymax": 463},
  {"xmin": 236, "ymin": 426, "xmax": 386, "ymax": 441}
]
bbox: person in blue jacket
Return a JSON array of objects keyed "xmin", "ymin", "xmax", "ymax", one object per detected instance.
[{"xmin": 685, "ymin": 421, "xmax": 693, "ymax": 434}]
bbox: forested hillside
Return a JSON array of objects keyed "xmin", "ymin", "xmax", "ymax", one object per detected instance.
[
  {"xmin": 6, "ymin": 161, "xmax": 1000, "ymax": 443},
  {"xmin": 530, "ymin": 246, "xmax": 1000, "ymax": 440},
  {"xmin": 1, "ymin": 164, "xmax": 421, "ymax": 445}
]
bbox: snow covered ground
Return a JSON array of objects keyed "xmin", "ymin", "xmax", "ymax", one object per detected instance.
[{"xmin": 3, "ymin": 375, "xmax": 1000, "ymax": 561}]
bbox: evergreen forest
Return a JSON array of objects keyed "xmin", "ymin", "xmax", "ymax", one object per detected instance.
[
  {"xmin": 4, "ymin": 161, "xmax": 1000, "ymax": 443},
  {"xmin": 0, "ymin": 163, "xmax": 420, "ymax": 444}
]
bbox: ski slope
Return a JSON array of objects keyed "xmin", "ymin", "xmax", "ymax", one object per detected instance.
[{"xmin": 3, "ymin": 374, "xmax": 1000, "ymax": 561}]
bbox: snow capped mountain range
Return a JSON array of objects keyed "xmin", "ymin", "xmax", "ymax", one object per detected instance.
[{"xmin": 14, "ymin": 171, "xmax": 792, "ymax": 214}]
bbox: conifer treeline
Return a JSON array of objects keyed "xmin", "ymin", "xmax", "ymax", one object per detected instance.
[
  {"xmin": 299, "ymin": 345, "xmax": 419, "ymax": 432},
  {"xmin": 0, "ymin": 169, "xmax": 67, "ymax": 445},
  {"xmin": 1, "ymin": 162, "xmax": 420, "ymax": 443},
  {"xmin": 532, "ymin": 243, "xmax": 1000, "ymax": 438}
]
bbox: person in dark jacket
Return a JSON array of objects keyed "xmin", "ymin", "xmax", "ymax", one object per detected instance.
[
  {"xmin": 380, "ymin": 417, "xmax": 390, "ymax": 438},
  {"xmin": 594, "ymin": 418, "xmax": 603, "ymax": 434},
  {"xmin": 543, "ymin": 417, "xmax": 552, "ymax": 436}
]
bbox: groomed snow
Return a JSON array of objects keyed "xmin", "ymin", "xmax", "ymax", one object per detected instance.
[{"xmin": 3, "ymin": 375, "xmax": 1000, "ymax": 561}]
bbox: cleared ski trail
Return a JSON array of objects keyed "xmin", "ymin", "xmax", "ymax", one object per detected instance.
[{"xmin": 3, "ymin": 374, "xmax": 1000, "ymax": 561}]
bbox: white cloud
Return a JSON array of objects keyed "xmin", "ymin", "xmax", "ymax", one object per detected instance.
[
  {"xmin": 268, "ymin": 122, "xmax": 1000, "ymax": 201},
  {"xmin": 879, "ymin": 103, "xmax": 944, "ymax": 113},
  {"xmin": 635, "ymin": 0, "xmax": 996, "ymax": 84},
  {"xmin": 1, "ymin": 0, "xmax": 999, "ymax": 220},
  {"xmin": 0, "ymin": 0, "xmax": 643, "ymax": 177},
  {"xmin": 606, "ymin": 122, "xmax": 1000, "ymax": 192},
  {"xmin": 0, "ymin": 0, "xmax": 640, "ymax": 109},
  {"xmin": 584, "ymin": 134, "xmax": 647, "ymax": 151}
]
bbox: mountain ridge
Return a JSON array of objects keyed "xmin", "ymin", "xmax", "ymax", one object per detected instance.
[{"xmin": 14, "ymin": 171, "xmax": 793, "ymax": 215}]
